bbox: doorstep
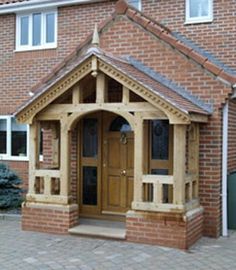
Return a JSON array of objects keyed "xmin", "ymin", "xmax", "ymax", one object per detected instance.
[{"xmin": 68, "ymin": 218, "xmax": 126, "ymax": 240}]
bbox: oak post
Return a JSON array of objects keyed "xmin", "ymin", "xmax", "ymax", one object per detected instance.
[
  {"xmin": 28, "ymin": 121, "xmax": 39, "ymax": 194},
  {"xmin": 173, "ymin": 124, "xmax": 186, "ymax": 205},
  {"xmin": 188, "ymin": 123, "xmax": 200, "ymax": 198},
  {"xmin": 122, "ymin": 86, "xmax": 129, "ymax": 104},
  {"xmin": 133, "ymin": 113, "xmax": 144, "ymax": 202},
  {"xmin": 96, "ymin": 73, "xmax": 106, "ymax": 103},
  {"xmin": 60, "ymin": 117, "xmax": 71, "ymax": 197},
  {"xmin": 72, "ymin": 83, "xmax": 82, "ymax": 104}
]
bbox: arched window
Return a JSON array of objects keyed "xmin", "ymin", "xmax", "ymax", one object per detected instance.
[{"xmin": 109, "ymin": 116, "xmax": 132, "ymax": 132}]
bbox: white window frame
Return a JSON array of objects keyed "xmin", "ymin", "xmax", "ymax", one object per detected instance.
[
  {"xmin": 0, "ymin": 116, "xmax": 29, "ymax": 161},
  {"xmin": 128, "ymin": 0, "xmax": 142, "ymax": 11},
  {"xmin": 185, "ymin": 0, "xmax": 213, "ymax": 24},
  {"xmin": 15, "ymin": 9, "xmax": 57, "ymax": 51}
]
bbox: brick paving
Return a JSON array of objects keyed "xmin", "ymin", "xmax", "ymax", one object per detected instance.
[{"xmin": 0, "ymin": 218, "xmax": 236, "ymax": 270}]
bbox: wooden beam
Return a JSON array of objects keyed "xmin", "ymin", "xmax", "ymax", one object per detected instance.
[
  {"xmin": 44, "ymin": 176, "xmax": 51, "ymax": 196},
  {"xmin": 142, "ymin": 174, "xmax": 174, "ymax": 184},
  {"xmin": 122, "ymin": 86, "xmax": 129, "ymax": 104},
  {"xmin": 34, "ymin": 169, "xmax": 60, "ymax": 178},
  {"xmin": 72, "ymin": 83, "xmax": 82, "ymax": 104},
  {"xmin": 137, "ymin": 110, "xmax": 167, "ymax": 119},
  {"xmin": 51, "ymin": 123, "xmax": 60, "ymax": 168},
  {"xmin": 133, "ymin": 113, "xmax": 144, "ymax": 202},
  {"xmin": 36, "ymin": 114, "xmax": 62, "ymax": 121},
  {"xmin": 132, "ymin": 201, "xmax": 185, "ymax": 213},
  {"xmin": 173, "ymin": 124, "xmax": 186, "ymax": 205},
  {"xmin": 60, "ymin": 117, "xmax": 71, "ymax": 197},
  {"xmin": 188, "ymin": 123, "xmax": 199, "ymax": 198},
  {"xmin": 190, "ymin": 113, "xmax": 208, "ymax": 123},
  {"xmin": 26, "ymin": 194, "xmax": 70, "ymax": 205},
  {"xmin": 42, "ymin": 102, "xmax": 159, "ymax": 114},
  {"xmin": 96, "ymin": 73, "xmax": 106, "ymax": 103},
  {"xmin": 28, "ymin": 121, "xmax": 39, "ymax": 194}
]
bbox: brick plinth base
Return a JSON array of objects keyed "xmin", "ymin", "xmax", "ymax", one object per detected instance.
[
  {"xmin": 22, "ymin": 203, "xmax": 78, "ymax": 234},
  {"xmin": 126, "ymin": 207, "xmax": 204, "ymax": 249}
]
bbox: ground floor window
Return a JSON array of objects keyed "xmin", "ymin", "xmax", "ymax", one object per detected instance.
[{"xmin": 0, "ymin": 116, "xmax": 28, "ymax": 160}]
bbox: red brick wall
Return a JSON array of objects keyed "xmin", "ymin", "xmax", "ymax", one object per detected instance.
[
  {"xmin": 126, "ymin": 208, "xmax": 203, "ymax": 249},
  {"xmin": 228, "ymin": 100, "xmax": 236, "ymax": 173},
  {"xmin": 142, "ymin": 0, "xmax": 236, "ymax": 71},
  {"xmin": 22, "ymin": 204, "xmax": 78, "ymax": 234}
]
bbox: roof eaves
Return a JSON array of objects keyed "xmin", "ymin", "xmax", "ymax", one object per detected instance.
[{"xmin": 0, "ymin": 0, "xmax": 104, "ymax": 14}]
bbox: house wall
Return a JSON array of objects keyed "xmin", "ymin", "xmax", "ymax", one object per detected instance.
[{"xmin": 142, "ymin": 0, "xmax": 236, "ymax": 71}]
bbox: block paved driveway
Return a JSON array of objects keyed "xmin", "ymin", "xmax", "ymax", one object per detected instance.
[{"xmin": 0, "ymin": 219, "xmax": 236, "ymax": 270}]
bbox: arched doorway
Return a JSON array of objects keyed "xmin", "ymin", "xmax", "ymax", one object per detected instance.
[{"xmin": 79, "ymin": 111, "xmax": 134, "ymax": 220}]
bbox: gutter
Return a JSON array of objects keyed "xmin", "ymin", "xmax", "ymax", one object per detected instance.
[
  {"xmin": 222, "ymin": 102, "xmax": 228, "ymax": 237},
  {"xmin": 0, "ymin": 0, "xmax": 104, "ymax": 14}
]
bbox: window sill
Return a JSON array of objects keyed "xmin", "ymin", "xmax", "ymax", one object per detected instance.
[
  {"xmin": 184, "ymin": 18, "xmax": 213, "ymax": 25},
  {"xmin": 0, "ymin": 155, "xmax": 29, "ymax": 161},
  {"xmin": 14, "ymin": 45, "xmax": 57, "ymax": 53}
]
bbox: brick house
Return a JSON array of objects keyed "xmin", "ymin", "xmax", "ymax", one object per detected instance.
[{"xmin": 0, "ymin": 0, "xmax": 235, "ymax": 249}]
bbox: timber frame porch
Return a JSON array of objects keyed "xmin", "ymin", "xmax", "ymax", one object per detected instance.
[{"xmin": 16, "ymin": 45, "xmax": 209, "ymax": 248}]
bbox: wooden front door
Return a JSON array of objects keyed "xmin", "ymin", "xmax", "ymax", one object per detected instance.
[
  {"xmin": 102, "ymin": 114, "xmax": 134, "ymax": 215},
  {"xmin": 79, "ymin": 112, "xmax": 134, "ymax": 218}
]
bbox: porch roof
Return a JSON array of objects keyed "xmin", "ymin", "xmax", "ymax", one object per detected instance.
[{"xmin": 15, "ymin": 46, "xmax": 210, "ymax": 124}]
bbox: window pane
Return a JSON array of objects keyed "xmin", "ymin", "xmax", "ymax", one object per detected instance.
[
  {"xmin": 151, "ymin": 120, "xmax": 169, "ymax": 160},
  {"xmin": 33, "ymin": 13, "xmax": 41, "ymax": 46},
  {"xmin": 11, "ymin": 118, "xmax": 27, "ymax": 156},
  {"xmin": 83, "ymin": 166, "xmax": 97, "ymax": 205},
  {"xmin": 20, "ymin": 16, "xmax": 29, "ymax": 45},
  {"xmin": 109, "ymin": 116, "xmax": 132, "ymax": 132},
  {"xmin": 128, "ymin": 0, "xmax": 140, "ymax": 9},
  {"xmin": 46, "ymin": 13, "xmax": 55, "ymax": 43},
  {"xmin": 151, "ymin": 169, "xmax": 169, "ymax": 175},
  {"xmin": 83, "ymin": 119, "xmax": 98, "ymax": 157},
  {"xmin": 0, "ymin": 119, "xmax": 7, "ymax": 154},
  {"xmin": 190, "ymin": 0, "xmax": 209, "ymax": 17}
]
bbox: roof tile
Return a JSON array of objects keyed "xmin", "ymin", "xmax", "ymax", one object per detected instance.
[
  {"xmin": 146, "ymin": 22, "xmax": 164, "ymax": 37},
  {"xmin": 131, "ymin": 11, "xmax": 150, "ymax": 28},
  {"xmin": 0, "ymin": 0, "xmax": 29, "ymax": 5},
  {"xmin": 115, "ymin": 0, "xmax": 128, "ymax": 15},
  {"xmin": 203, "ymin": 61, "xmax": 222, "ymax": 76},
  {"xmin": 159, "ymin": 32, "xmax": 178, "ymax": 48},
  {"xmin": 188, "ymin": 50, "xmax": 207, "ymax": 66}
]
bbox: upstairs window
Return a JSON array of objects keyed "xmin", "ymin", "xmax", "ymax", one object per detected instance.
[
  {"xmin": 186, "ymin": 0, "xmax": 213, "ymax": 24},
  {"xmin": 16, "ymin": 10, "xmax": 57, "ymax": 51},
  {"xmin": 127, "ymin": 0, "xmax": 141, "ymax": 10}
]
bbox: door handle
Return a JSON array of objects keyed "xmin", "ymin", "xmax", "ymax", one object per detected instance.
[{"xmin": 121, "ymin": 170, "xmax": 126, "ymax": 176}]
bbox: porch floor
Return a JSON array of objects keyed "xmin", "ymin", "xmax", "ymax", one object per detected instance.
[{"xmin": 68, "ymin": 218, "xmax": 126, "ymax": 240}]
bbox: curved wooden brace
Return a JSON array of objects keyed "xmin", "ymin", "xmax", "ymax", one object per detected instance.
[{"xmin": 65, "ymin": 108, "xmax": 136, "ymax": 131}]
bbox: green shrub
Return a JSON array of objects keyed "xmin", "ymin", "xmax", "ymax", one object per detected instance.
[{"xmin": 0, "ymin": 163, "xmax": 23, "ymax": 209}]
